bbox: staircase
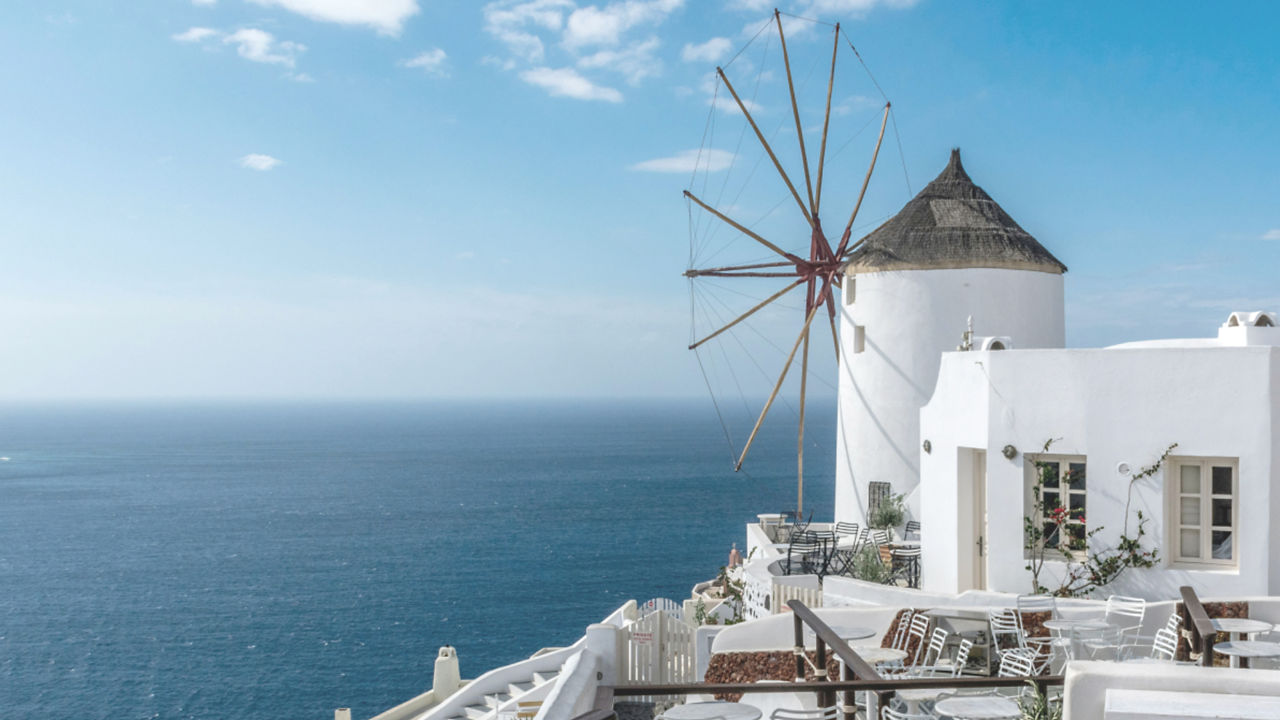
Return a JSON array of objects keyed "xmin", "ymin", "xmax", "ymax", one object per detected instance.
[{"xmin": 443, "ymin": 669, "xmax": 560, "ymax": 720}]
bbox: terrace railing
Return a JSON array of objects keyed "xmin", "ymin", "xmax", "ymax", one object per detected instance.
[
  {"xmin": 1180, "ymin": 585, "xmax": 1220, "ymax": 667},
  {"xmin": 610, "ymin": 600, "xmax": 1064, "ymax": 719}
]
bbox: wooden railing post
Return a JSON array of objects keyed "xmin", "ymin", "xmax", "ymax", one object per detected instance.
[
  {"xmin": 815, "ymin": 636, "xmax": 831, "ymax": 709},
  {"xmin": 794, "ymin": 613, "xmax": 806, "ymax": 682},
  {"xmin": 1180, "ymin": 586, "xmax": 1219, "ymax": 668}
]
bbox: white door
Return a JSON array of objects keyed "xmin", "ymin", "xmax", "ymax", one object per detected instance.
[{"xmin": 973, "ymin": 450, "xmax": 988, "ymax": 590}]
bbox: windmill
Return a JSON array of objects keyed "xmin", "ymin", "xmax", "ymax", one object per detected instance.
[{"xmin": 684, "ymin": 10, "xmax": 902, "ymax": 516}]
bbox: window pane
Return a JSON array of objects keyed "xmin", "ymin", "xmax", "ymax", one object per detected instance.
[
  {"xmin": 1038, "ymin": 462, "xmax": 1060, "ymax": 486},
  {"xmin": 1068, "ymin": 463, "xmax": 1086, "ymax": 490},
  {"xmin": 1180, "ymin": 529, "xmax": 1201, "ymax": 558},
  {"xmin": 1212, "ymin": 531, "xmax": 1233, "ymax": 560},
  {"xmin": 1043, "ymin": 522, "xmax": 1059, "ymax": 548},
  {"xmin": 1068, "ymin": 525, "xmax": 1086, "ymax": 551},
  {"xmin": 1212, "ymin": 498, "xmax": 1232, "ymax": 527},
  {"xmin": 1212, "ymin": 466, "xmax": 1233, "ymax": 495},
  {"xmin": 1180, "ymin": 465, "xmax": 1201, "ymax": 494},
  {"xmin": 1043, "ymin": 491, "xmax": 1060, "ymax": 511},
  {"xmin": 1180, "ymin": 497, "xmax": 1200, "ymax": 525},
  {"xmin": 1069, "ymin": 494, "xmax": 1086, "ymax": 513}
]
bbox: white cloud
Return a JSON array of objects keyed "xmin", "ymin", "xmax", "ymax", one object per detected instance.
[
  {"xmin": 483, "ymin": 0, "xmax": 576, "ymax": 63},
  {"xmin": 631, "ymin": 148, "xmax": 735, "ymax": 173},
  {"xmin": 287, "ymin": 71, "xmax": 315, "ymax": 82},
  {"xmin": 247, "ymin": 0, "xmax": 419, "ymax": 35},
  {"xmin": 519, "ymin": 66, "xmax": 623, "ymax": 102},
  {"xmin": 191, "ymin": 0, "xmax": 217, "ymax": 6},
  {"xmin": 577, "ymin": 37, "xmax": 661, "ymax": 84},
  {"xmin": 681, "ymin": 37, "xmax": 730, "ymax": 63},
  {"xmin": 563, "ymin": 0, "xmax": 684, "ymax": 49},
  {"xmin": 173, "ymin": 26, "xmax": 220, "ymax": 43},
  {"xmin": 803, "ymin": 0, "xmax": 919, "ymax": 14},
  {"xmin": 240, "ymin": 154, "xmax": 282, "ymax": 171},
  {"xmin": 224, "ymin": 28, "xmax": 305, "ymax": 67},
  {"xmin": 402, "ymin": 48, "xmax": 449, "ymax": 77},
  {"xmin": 1263, "ymin": 229, "xmax": 1280, "ymax": 241}
]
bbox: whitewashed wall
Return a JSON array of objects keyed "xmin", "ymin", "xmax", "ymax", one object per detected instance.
[
  {"xmin": 920, "ymin": 342, "xmax": 1279, "ymax": 598},
  {"xmin": 835, "ymin": 267, "xmax": 1065, "ymax": 525}
]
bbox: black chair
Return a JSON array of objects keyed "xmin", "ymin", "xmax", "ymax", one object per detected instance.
[
  {"xmin": 785, "ymin": 538, "xmax": 822, "ymax": 575},
  {"xmin": 905, "ymin": 520, "xmax": 921, "ymax": 540},
  {"xmin": 889, "ymin": 546, "xmax": 922, "ymax": 588}
]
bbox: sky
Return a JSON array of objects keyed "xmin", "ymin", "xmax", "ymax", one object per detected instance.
[{"xmin": 1, "ymin": 0, "xmax": 1278, "ymax": 401}]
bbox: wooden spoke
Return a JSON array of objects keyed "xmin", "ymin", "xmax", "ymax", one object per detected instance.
[
  {"xmin": 684, "ymin": 261, "xmax": 795, "ymax": 276},
  {"xmin": 735, "ymin": 303, "xmax": 823, "ymax": 471},
  {"xmin": 717, "ymin": 67, "xmax": 815, "ymax": 228},
  {"xmin": 842, "ymin": 102, "xmax": 891, "ymax": 238},
  {"xmin": 685, "ymin": 189, "xmax": 802, "ymax": 263},
  {"xmin": 776, "ymin": 10, "xmax": 815, "ymax": 217},
  {"xmin": 814, "ymin": 23, "xmax": 840, "ymax": 217},
  {"xmin": 688, "ymin": 278, "xmax": 805, "ymax": 350},
  {"xmin": 796, "ymin": 319, "xmax": 811, "ymax": 516}
]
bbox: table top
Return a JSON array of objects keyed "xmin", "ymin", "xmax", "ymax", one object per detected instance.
[
  {"xmin": 896, "ymin": 687, "xmax": 954, "ymax": 702},
  {"xmin": 1105, "ymin": 688, "xmax": 1280, "ymax": 719},
  {"xmin": 1212, "ymin": 618, "xmax": 1274, "ymax": 635},
  {"xmin": 933, "ymin": 694, "xmax": 1022, "ymax": 719},
  {"xmin": 660, "ymin": 702, "xmax": 762, "ymax": 720},
  {"xmin": 850, "ymin": 646, "xmax": 909, "ymax": 665},
  {"xmin": 804, "ymin": 625, "xmax": 876, "ymax": 643},
  {"xmin": 1214, "ymin": 640, "xmax": 1280, "ymax": 658},
  {"xmin": 1043, "ymin": 618, "xmax": 1109, "ymax": 631}
]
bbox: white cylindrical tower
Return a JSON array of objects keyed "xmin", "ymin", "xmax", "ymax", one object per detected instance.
[{"xmin": 834, "ymin": 149, "xmax": 1066, "ymax": 523}]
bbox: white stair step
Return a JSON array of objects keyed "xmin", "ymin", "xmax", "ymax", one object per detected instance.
[
  {"xmin": 508, "ymin": 681, "xmax": 534, "ymax": 695},
  {"xmin": 462, "ymin": 704, "xmax": 493, "ymax": 720},
  {"xmin": 531, "ymin": 671, "xmax": 559, "ymax": 685},
  {"xmin": 485, "ymin": 693, "xmax": 513, "ymax": 709}
]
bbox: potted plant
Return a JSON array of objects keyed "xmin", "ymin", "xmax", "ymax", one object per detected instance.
[{"xmin": 868, "ymin": 492, "xmax": 906, "ymax": 537}]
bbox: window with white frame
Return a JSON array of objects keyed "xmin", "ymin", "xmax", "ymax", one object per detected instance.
[
  {"xmin": 1027, "ymin": 455, "xmax": 1088, "ymax": 554},
  {"xmin": 1169, "ymin": 458, "xmax": 1237, "ymax": 566}
]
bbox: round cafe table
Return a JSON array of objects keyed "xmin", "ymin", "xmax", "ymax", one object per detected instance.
[
  {"xmin": 1042, "ymin": 618, "xmax": 1109, "ymax": 660},
  {"xmin": 804, "ymin": 624, "xmax": 877, "ymax": 646},
  {"xmin": 1213, "ymin": 640, "xmax": 1280, "ymax": 669},
  {"xmin": 1212, "ymin": 618, "xmax": 1273, "ymax": 639},
  {"xmin": 660, "ymin": 702, "xmax": 762, "ymax": 720},
  {"xmin": 851, "ymin": 646, "xmax": 909, "ymax": 665},
  {"xmin": 933, "ymin": 694, "xmax": 1021, "ymax": 719}
]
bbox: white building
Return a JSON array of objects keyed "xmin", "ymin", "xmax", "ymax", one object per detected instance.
[
  {"xmin": 920, "ymin": 310, "xmax": 1280, "ymax": 599},
  {"xmin": 834, "ymin": 149, "xmax": 1280, "ymax": 601},
  {"xmin": 835, "ymin": 149, "xmax": 1066, "ymax": 523}
]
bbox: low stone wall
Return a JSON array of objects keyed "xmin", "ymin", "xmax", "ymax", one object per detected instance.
[
  {"xmin": 703, "ymin": 650, "xmax": 836, "ymax": 701},
  {"xmin": 1176, "ymin": 600, "xmax": 1249, "ymax": 666}
]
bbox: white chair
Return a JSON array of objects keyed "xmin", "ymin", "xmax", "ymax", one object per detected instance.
[
  {"xmin": 1014, "ymin": 595, "xmax": 1061, "ymax": 667},
  {"xmin": 913, "ymin": 637, "xmax": 971, "ymax": 678},
  {"xmin": 771, "ymin": 707, "xmax": 838, "ymax": 720},
  {"xmin": 883, "ymin": 614, "xmax": 931, "ymax": 676},
  {"xmin": 1084, "ymin": 595, "xmax": 1146, "ymax": 659},
  {"xmin": 989, "ymin": 608, "xmax": 1050, "ymax": 673},
  {"xmin": 997, "ymin": 649, "xmax": 1037, "ymax": 678},
  {"xmin": 881, "ymin": 706, "xmax": 939, "ymax": 720},
  {"xmin": 917, "ymin": 628, "xmax": 950, "ymax": 669}
]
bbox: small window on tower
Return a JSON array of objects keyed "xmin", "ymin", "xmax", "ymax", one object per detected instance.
[
  {"xmin": 853, "ymin": 325, "xmax": 866, "ymax": 354},
  {"xmin": 844, "ymin": 278, "xmax": 856, "ymax": 305}
]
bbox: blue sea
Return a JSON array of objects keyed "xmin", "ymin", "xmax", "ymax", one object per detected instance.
[{"xmin": 0, "ymin": 400, "xmax": 835, "ymax": 720}]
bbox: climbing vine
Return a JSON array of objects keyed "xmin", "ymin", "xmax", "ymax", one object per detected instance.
[{"xmin": 1024, "ymin": 440, "xmax": 1175, "ymax": 597}]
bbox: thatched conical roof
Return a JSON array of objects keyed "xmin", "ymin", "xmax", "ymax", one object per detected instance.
[{"xmin": 845, "ymin": 149, "xmax": 1066, "ymax": 274}]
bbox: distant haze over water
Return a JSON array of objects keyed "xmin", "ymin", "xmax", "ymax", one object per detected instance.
[{"xmin": 0, "ymin": 400, "xmax": 834, "ymax": 719}]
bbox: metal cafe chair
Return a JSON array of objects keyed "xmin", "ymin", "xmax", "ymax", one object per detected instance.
[{"xmin": 889, "ymin": 546, "xmax": 921, "ymax": 588}]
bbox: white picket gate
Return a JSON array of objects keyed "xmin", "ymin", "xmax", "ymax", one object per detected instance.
[{"xmin": 620, "ymin": 606, "xmax": 694, "ymax": 698}]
